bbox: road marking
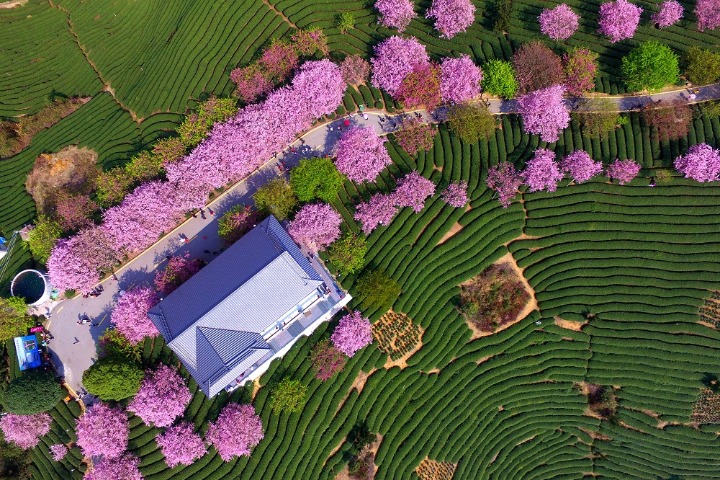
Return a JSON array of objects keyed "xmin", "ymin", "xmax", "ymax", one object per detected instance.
[{"xmin": 56, "ymin": 306, "xmax": 63, "ymax": 314}]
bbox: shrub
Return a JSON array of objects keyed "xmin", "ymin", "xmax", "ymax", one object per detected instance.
[
  {"xmin": 606, "ymin": 158, "xmax": 641, "ymax": 184},
  {"xmin": 513, "ymin": 41, "xmax": 564, "ymax": 94},
  {"xmin": 205, "ymin": 403, "xmax": 264, "ymax": 461},
  {"xmin": 538, "ymin": 4, "xmax": 579, "ymax": 41},
  {"xmin": 440, "ymin": 55, "xmax": 482, "ymax": 104},
  {"xmin": 685, "ymin": 46, "xmax": 720, "ymax": 85},
  {"xmin": 0, "ymin": 413, "xmax": 51, "ymax": 450},
  {"xmin": 98, "ymin": 329, "xmax": 142, "ymax": 363},
  {"xmin": 110, "ymin": 286, "xmax": 159, "ymax": 345},
  {"xmin": 26, "ymin": 215, "xmax": 61, "ymax": 264},
  {"xmin": 337, "ymin": 12, "xmax": 356, "ymax": 33},
  {"xmin": 84, "ymin": 453, "xmax": 142, "ymax": 480},
  {"xmin": 426, "ymin": 0, "xmax": 476, "ymax": 39},
  {"xmin": 2, "ymin": 370, "xmax": 63, "ymax": 415},
  {"xmin": 0, "ymin": 296, "xmax": 32, "ymax": 343},
  {"xmin": 310, "ymin": 339, "xmax": 347, "ymax": 381},
  {"xmin": 356, "ymin": 270, "xmax": 401, "ymax": 311},
  {"xmin": 486, "ymin": 162, "xmax": 522, "ymax": 208},
  {"xmin": 331, "ymin": 311, "xmax": 373, "ymax": 357},
  {"xmin": 393, "ymin": 118, "xmax": 436, "ymax": 155},
  {"xmin": 598, "ymin": 0, "xmax": 642, "ymax": 43},
  {"xmin": 270, "ymin": 379, "xmax": 308, "ymax": 413},
  {"xmin": 517, "ymin": 85, "xmax": 570, "ymax": 143},
  {"xmin": 395, "ymin": 63, "xmax": 441, "ymax": 110},
  {"xmin": 563, "ymin": 48, "xmax": 598, "ymax": 96},
  {"xmin": 154, "ymin": 253, "xmax": 202, "ymax": 295},
  {"xmin": 75, "ymin": 403, "xmax": 129, "ymax": 459},
  {"xmin": 585, "ymin": 384, "xmax": 618, "ymax": 418},
  {"xmin": 371, "ymin": 36, "xmax": 429, "ymax": 96},
  {"xmin": 125, "ymin": 150, "xmax": 164, "ymax": 182},
  {"xmin": 287, "ymin": 203, "xmax": 342, "ymax": 253},
  {"xmin": 217, "ymin": 204, "xmax": 260, "ymax": 244},
  {"xmin": 82, "ymin": 356, "xmax": 144, "ymax": 402},
  {"xmin": 155, "ymin": 422, "xmax": 206, "ymax": 468},
  {"xmin": 641, "ymin": 100, "xmax": 692, "ymax": 141},
  {"xmin": 291, "ymin": 28, "xmax": 329, "ymax": 57},
  {"xmin": 327, "ymin": 234, "xmax": 367, "ymax": 275},
  {"xmin": 94, "ymin": 167, "xmax": 134, "ymax": 207},
  {"xmin": 335, "ymin": 126, "xmax": 392, "ymax": 183},
  {"xmin": 481, "ymin": 60, "xmax": 517, "ymax": 99},
  {"xmin": 522, "ymin": 148, "xmax": 564, "ymax": 192},
  {"xmin": 340, "ymin": 55, "xmax": 370, "ymax": 85},
  {"xmin": 492, "ymin": 0, "xmax": 513, "ymax": 32},
  {"xmin": 152, "ymin": 137, "xmax": 186, "ymax": 165},
  {"xmin": 573, "ymin": 98, "xmax": 623, "ymax": 138},
  {"xmin": 651, "ymin": 0, "xmax": 683, "ymax": 27},
  {"xmin": 128, "ymin": 365, "xmax": 192, "ymax": 427},
  {"xmin": 375, "ymin": 0, "xmax": 416, "ymax": 32},
  {"xmin": 622, "ymin": 41, "xmax": 679, "ymax": 92},
  {"xmin": 447, "ymin": 102, "xmax": 496, "ymax": 143},
  {"xmin": 290, "ymin": 157, "xmax": 345, "ymax": 203},
  {"xmin": 253, "ymin": 177, "xmax": 298, "ymax": 220}
]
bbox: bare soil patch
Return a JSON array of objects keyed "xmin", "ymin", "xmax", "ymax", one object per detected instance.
[
  {"xmin": 415, "ymin": 458, "xmax": 457, "ymax": 480},
  {"xmin": 0, "ymin": 0, "xmax": 27, "ymax": 8},
  {"xmin": 554, "ymin": 316, "xmax": 587, "ymax": 331},
  {"xmin": 437, "ymin": 222, "xmax": 463, "ymax": 245},
  {"xmin": 691, "ymin": 389, "xmax": 720, "ymax": 424},
  {"xmin": 372, "ymin": 311, "xmax": 422, "ymax": 362}
]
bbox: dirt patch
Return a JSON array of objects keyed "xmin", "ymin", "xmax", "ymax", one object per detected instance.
[
  {"xmin": 691, "ymin": 389, "xmax": 720, "ymax": 424},
  {"xmin": 579, "ymin": 427, "xmax": 612, "ymax": 442},
  {"xmin": 384, "ymin": 332, "xmax": 423, "ymax": 369},
  {"xmin": 475, "ymin": 355, "xmax": 494, "ymax": 365},
  {"xmin": 351, "ymin": 369, "xmax": 376, "ymax": 394},
  {"xmin": 554, "ymin": 316, "xmax": 587, "ymax": 331},
  {"xmin": 372, "ymin": 311, "xmax": 422, "ymax": 361},
  {"xmin": 334, "ymin": 435, "xmax": 383, "ymax": 480},
  {"xmin": 698, "ymin": 291, "xmax": 720, "ymax": 328},
  {"xmin": 415, "ymin": 458, "xmax": 457, "ymax": 480},
  {"xmin": 251, "ymin": 379, "xmax": 261, "ymax": 401},
  {"xmin": 437, "ymin": 222, "xmax": 463, "ymax": 245},
  {"xmin": 0, "ymin": 0, "xmax": 28, "ymax": 8}
]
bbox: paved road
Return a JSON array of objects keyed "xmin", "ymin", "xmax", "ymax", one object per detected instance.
[{"xmin": 45, "ymin": 83, "xmax": 720, "ymax": 392}]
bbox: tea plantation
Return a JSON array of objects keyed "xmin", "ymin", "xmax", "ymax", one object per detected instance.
[{"xmin": 2, "ymin": 0, "xmax": 720, "ymax": 478}]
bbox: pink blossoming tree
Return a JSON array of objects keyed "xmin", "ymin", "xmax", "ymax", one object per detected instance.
[
  {"xmin": 371, "ymin": 36, "xmax": 429, "ymax": 96},
  {"xmin": 75, "ymin": 403, "xmax": 129, "ymax": 459},
  {"xmin": 560, "ymin": 150, "xmax": 603, "ymax": 183},
  {"xmin": 340, "ymin": 55, "xmax": 371, "ymax": 85},
  {"xmin": 606, "ymin": 158, "xmax": 641, "ymax": 184},
  {"xmin": 331, "ymin": 311, "xmax": 373, "ymax": 357},
  {"xmin": 375, "ymin": 0, "xmax": 417, "ymax": 32},
  {"xmin": 441, "ymin": 181, "xmax": 469, "ymax": 207},
  {"xmin": 128, "ymin": 365, "xmax": 192, "ymax": 427},
  {"xmin": 393, "ymin": 171, "xmax": 436, "ymax": 212},
  {"xmin": 55, "ymin": 193, "xmax": 97, "ymax": 231},
  {"xmin": 155, "ymin": 422, "xmax": 206, "ymax": 468},
  {"xmin": 311, "ymin": 339, "xmax": 347, "ymax": 381},
  {"xmin": 205, "ymin": 404, "xmax": 264, "ymax": 461},
  {"xmin": 539, "ymin": 4, "xmax": 580, "ymax": 40},
  {"xmin": 50, "ymin": 444, "xmax": 68, "ymax": 461},
  {"xmin": 287, "ymin": 203, "xmax": 342, "ymax": 253},
  {"xmin": 335, "ymin": 126, "xmax": 392, "ymax": 183},
  {"xmin": 563, "ymin": 48, "xmax": 598, "ymax": 96},
  {"xmin": 354, "ymin": 193, "xmax": 399, "ymax": 234},
  {"xmin": 84, "ymin": 453, "xmax": 142, "ymax": 480},
  {"xmin": 230, "ymin": 65, "xmax": 274, "ymax": 104},
  {"xmin": 0, "ymin": 413, "xmax": 51, "ymax": 449},
  {"xmin": 652, "ymin": 0, "xmax": 683, "ymax": 28},
  {"xmin": 522, "ymin": 149, "xmax": 564, "ymax": 192},
  {"xmin": 440, "ymin": 55, "xmax": 482, "ymax": 104},
  {"xmin": 696, "ymin": 0, "xmax": 720, "ymax": 32},
  {"xmin": 259, "ymin": 41, "xmax": 299, "ymax": 83},
  {"xmin": 486, "ymin": 162, "xmax": 523, "ymax": 208},
  {"xmin": 598, "ymin": 0, "xmax": 643, "ymax": 43},
  {"xmin": 110, "ymin": 286, "xmax": 159, "ymax": 345},
  {"xmin": 426, "ymin": 0, "xmax": 476, "ymax": 39},
  {"xmin": 154, "ymin": 253, "xmax": 202, "ymax": 295},
  {"xmin": 673, "ymin": 143, "xmax": 720, "ymax": 182},
  {"xmin": 517, "ymin": 85, "xmax": 570, "ymax": 143}
]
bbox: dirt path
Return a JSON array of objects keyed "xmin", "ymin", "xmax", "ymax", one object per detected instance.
[
  {"xmin": 554, "ymin": 316, "xmax": 587, "ymax": 331},
  {"xmin": 260, "ymin": 0, "xmax": 297, "ymax": 29}
]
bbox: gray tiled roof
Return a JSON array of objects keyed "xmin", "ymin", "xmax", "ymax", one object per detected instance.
[{"xmin": 148, "ymin": 215, "xmax": 324, "ymax": 396}]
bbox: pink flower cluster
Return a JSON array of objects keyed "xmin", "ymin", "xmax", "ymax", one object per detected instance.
[
  {"xmin": 205, "ymin": 403, "xmax": 264, "ymax": 461},
  {"xmin": 154, "ymin": 253, "xmax": 202, "ymax": 295},
  {"xmin": 539, "ymin": 4, "xmax": 580, "ymax": 40},
  {"xmin": 652, "ymin": 0, "xmax": 683, "ymax": 28},
  {"xmin": 674, "ymin": 143, "xmax": 720, "ymax": 182},
  {"xmin": 354, "ymin": 193, "xmax": 398, "ymax": 234},
  {"xmin": 128, "ymin": 365, "xmax": 192, "ymax": 427},
  {"xmin": 441, "ymin": 181, "xmax": 468, "ymax": 207},
  {"xmin": 50, "ymin": 444, "xmax": 68, "ymax": 461},
  {"xmin": 110, "ymin": 286, "xmax": 159, "ymax": 345},
  {"xmin": 155, "ymin": 422, "xmax": 206, "ymax": 468},
  {"xmin": 598, "ymin": 0, "xmax": 642, "ymax": 43},
  {"xmin": 606, "ymin": 158, "xmax": 641, "ymax": 184},
  {"xmin": 394, "ymin": 171, "xmax": 436, "ymax": 212},
  {"xmin": 517, "ymin": 85, "xmax": 570, "ymax": 143},
  {"xmin": 426, "ymin": 0, "xmax": 476, "ymax": 39},
  {"xmin": 440, "ymin": 55, "xmax": 482, "ymax": 104},
  {"xmin": 375, "ymin": 0, "xmax": 417, "ymax": 32},
  {"xmin": 560, "ymin": 150, "xmax": 603, "ymax": 183},
  {"xmin": 696, "ymin": 0, "xmax": 720, "ymax": 32},
  {"xmin": 335, "ymin": 126, "xmax": 392, "ymax": 183},
  {"xmin": 331, "ymin": 310, "xmax": 373, "ymax": 357},
  {"xmin": 84, "ymin": 453, "xmax": 142, "ymax": 480},
  {"xmin": 522, "ymin": 149, "xmax": 564, "ymax": 192},
  {"xmin": 371, "ymin": 36, "xmax": 429, "ymax": 96},
  {"xmin": 49, "ymin": 60, "xmax": 345, "ymax": 293},
  {"xmin": 287, "ymin": 203, "xmax": 342, "ymax": 253},
  {"xmin": 0, "ymin": 413, "xmax": 51, "ymax": 450},
  {"xmin": 75, "ymin": 403, "xmax": 129, "ymax": 459},
  {"xmin": 340, "ymin": 55, "xmax": 371, "ymax": 85},
  {"xmin": 486, "ymin": 162, "xmax": 523, "ymax": 208}
]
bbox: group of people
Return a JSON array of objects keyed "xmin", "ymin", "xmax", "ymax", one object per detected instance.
[{"xmin": 81, "ymin": 285, "xmax": 103, "ymax": 298}]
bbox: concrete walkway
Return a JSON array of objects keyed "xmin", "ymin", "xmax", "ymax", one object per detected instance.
[{"xmin": 45, "ymin": 82, "xmax": 720, "ymax": 392}]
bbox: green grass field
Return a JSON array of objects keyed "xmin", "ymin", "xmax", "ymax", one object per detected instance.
[{"xmin": 2, "ymin": 0, "xmax": 720, "ymax": 478}]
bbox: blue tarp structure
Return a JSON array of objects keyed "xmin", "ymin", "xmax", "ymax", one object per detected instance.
[{"xmin": 14, "ymin": 335, "xmax": 41, "ymax": 371}]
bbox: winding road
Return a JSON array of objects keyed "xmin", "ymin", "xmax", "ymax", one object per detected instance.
[{"xmin": 44, "ymin": 82, "xmax": 720, "ymax": 393}]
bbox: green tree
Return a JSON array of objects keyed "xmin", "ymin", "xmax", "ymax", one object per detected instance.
[
  {"xmin": 26, "ymin": 215, "xmax": 61, "ymax": 264},
  {"xmin": 355, "ymin": 270, "xmax": 401, "ymax": 312},
  {"xmin": 481, "ymin": 60, "xmax": 517, "ymax": 99},
  {"xmin": 2, "ymin": 370, "xmax": 63, "ymax": 414},
  {"xmin": 0, "ymin": 431, "xmax": 32, "ymax": 480},
  {"xmin": 336, "ymin": 12, "xmax": 355, "ymax": 33},
  {"xmin": 253, "ymin": 177, "xmax": 298, "ymax": 220},
  {"xmin": 622, "ymin": 41, "xmax": 679, "ymax": 92},
  {"xmin": 82, "ymin": 356, "xmax": 143, "ymax": 401},
  {"xmin": 572, "ymin": 98, "xmax": 625, "ymax": 139},
  {"xmin": 290, "ymin": 157, "xmax": 345, "ymax": 202},
  {"xmin": 269, "ymin": 378, "xmax": 308, "ymax": 413},
  {"xmin": 217, "ymin": 204, "xmax": 259, "ymax": 244},
  {"xmin": 447, "ymin": 103, "xmax": 497, "ymax": 142},
  {"xmin": 327, "ymin": 234, "xmax": 367, "ymax": 276},
  {"xmin": 685, "ymin": 46, "xmax": 720, "ymax": 86},
  {"xmin": 0, "ymin": 297, "xmax": 32, "ymax": 342},
  {"xmin": 124, "ymin": 151, "xmax": 164, "ymax": 183}
]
